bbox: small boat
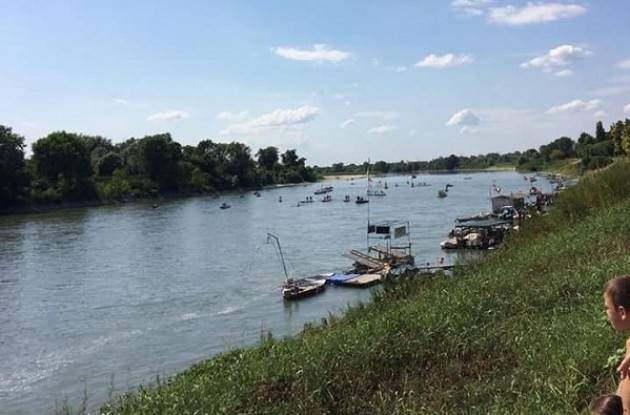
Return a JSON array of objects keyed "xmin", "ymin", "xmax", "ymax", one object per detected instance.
[
  {"xmin": 322, "ymin": 194, "xmax": 332, "ymax": 202},
  {"xmin": 282, "ymin": 277, "xmax": 327, "ymax": 300},
  {"xmin": 267, "ymin": 233, "xmax": 327, "ymax": 301},
  {"xmin": 438, "ymin": 190, "xmax": 448, "ymax": 198},
  {"xmin": 220, "ymin": 202, "xmax": 231, "ymax": 209},
  {"xmin": 464, "ymin": 176, "xmax": 472, "ymax": 180},
  {"xmin": 367, "ymin": 189, "xmax": 386, "ymax": 197},
  {"xmin": 253, "ymin": 191, "xmax": 261, "ymax": 197},
  {"xmin": 344, "ymin": 195, "xmax": 351, "ymax": 202},
  {"xmin": 314, "ymin": 186, "xmax": 333, "ymax": 195},
  {"xmin": 355, "ymin": 196, "xmax": 369, "ymax": 204},
  {"xmin": 152, "ymin": 204, "xmax": 159, "ymax": 209},
  {"xmin": 278, "ymin": 196, "xmax": 283, "ymax": 203}
]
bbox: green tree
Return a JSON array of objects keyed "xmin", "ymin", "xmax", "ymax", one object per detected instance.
[
  {"xmin": 610, "ymin": 121, "xmax": 626, "ymax": 155},
  {"xmin": 96, "ymin": 152, "xmax": 123, "ymax": 176},
  {"xmin": 445, "ymin": 154, "xmax": 460, "ymax": 171},
  {"xmin": 224, "ymin": 142, "xmax": 256, "ymax": 187},
  {"xmin": 140, "ymin": 133, "xmax": 182, "ymax": 190},
  {"xmin": 373, "ymin": 160, "xmax": 389, "ymax": 173},
  {"xmin": 32, "ymin": 131, "xmax": 92, "ymax": 182},
  {"xmin": 621, "ymin": 124, "xmax": 630, "ymax": 156},
  {"xmin": 256, "ymin": 146, "xmax": 279, "ymax": 170},
  {"xmin": 595, "ymin": 120, "xmax": 607, "ymax": 142},
  {"xmin": 0, "ymin": 125, "xmax": 29, "ymax": 207},
  {"xmin": 281, "ymin": 149, "xmax": 305, "ymax": 168}
]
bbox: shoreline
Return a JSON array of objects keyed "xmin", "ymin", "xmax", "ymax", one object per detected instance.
[{"xmin": 0, "ymin": 181, "xmax": 312, "ymax": 217}]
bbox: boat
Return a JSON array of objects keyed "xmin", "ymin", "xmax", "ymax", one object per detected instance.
[
  {"xmin": 282, "ymin": 277, "xmax": 327, "ymax": 299},
  {"xmin": 344, "ymin": 195, "xmax": 351, "ymax": 202},
  {"xmin": 278, "ymin": 196, "xmax": 283, "ymax": 203},
  {"xmin": 355, "ymin": 196, "xmax": 369, "ymax": 204},
  {"xmin": 266, "ymin": 233, "xmax": 327, "ymax": 300},
  {"xmin": 253, "ymin": 191, "xmax": 261, "ymax": 197},
  {"xmin": 438, "ymin": 190, "xmax": 447, "ymax": 198},
  {"xmin": 367, "ymin": 189, "xmax": 386, "ymax": 197},
  {"xmin": 314, "ymin": 186, "xmax": 333, "ymax": 195},
  {"xmin": 322, "ymin": 194, "xmax": 332, "ymax": 202},
  {"xmin": 220, "ymin": 202, "xmax": 231, "ymax": 209}
]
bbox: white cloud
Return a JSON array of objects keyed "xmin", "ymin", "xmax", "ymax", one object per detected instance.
[
  {"xmin": 451, "ymin": 0, "xmax": 492, "ymax": 6},
  {"xmin": 354, "ymin": 111, "xmax": 399, "ymax": 120},
  {"xmin": 146, "ymin": 110, "xmax": 189, "ymax": 122},
  {"xmin": 274, "ymin": 44, "xmax": 350, "ymax": 63},
  {"xmin": 555, "ymin": 69, "xmax": 574, "ymax": 77},
  {"xmin": 446, "ymin": 109, "xmax": 481, "ymax": 127},
  {"xmin": 451, "ymin": 0, "xmax": 492, "ymax": 16},
  {"xmin": 617, "ymin": 59, "xmax": 630, "ymax": 69},
  {"xmin": 113, "ymin": 98, "xmax": 129, "ymax": 105},
  {"xmin": 415, "ymin": 53, "xmax": 473, "ymax": 68},
  {"xmin": 594, "ymin": 110, "xmax": 606, "ymax": 118},
  {"xmin": 222, "ymin": 105, "xmax": 319, "ymax": 135},
  {"xmin": 547, "ymin": 99, "xmax": 601, "ymax": 114},
  {"xmin": 368, "ymin": 125, "xmax": 396, "ymax": 135},
  {"xmin": 341, "ymin": 119, "xmax": 355, "ymax": 128},
  {"xmin": 520, "ymin": 44, "xmax": 591, "ymax": 70},
  {"xmin": 489, "ymin": 2, "xmax": 586, "ymax": 25},
  {"xmin": 217, "ymin": 111, "xmax": 249, "ymax": 121},
  {"xmin": 625, "ymin": 103, "xmax": 630, "ymax": 113}
]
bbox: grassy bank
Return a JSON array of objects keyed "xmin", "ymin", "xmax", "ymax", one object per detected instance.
[{"xmin": 70, "ymin": 161, "xmax": 630, "ymax": 414}]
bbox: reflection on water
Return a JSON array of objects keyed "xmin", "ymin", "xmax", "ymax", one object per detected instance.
[{"xmin": 0, "ymin": 171, "xmax": 550, "ymax": 414}]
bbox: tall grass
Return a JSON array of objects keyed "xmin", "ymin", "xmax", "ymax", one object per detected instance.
[{"xmin": 63, "ymin": 160, "xmax": 630, "ymax": 414}]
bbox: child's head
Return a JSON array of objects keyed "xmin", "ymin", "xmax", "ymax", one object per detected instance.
[
  {"xmin": 589, "ymin": 394, "xmax": 623, "ymax": 415},
  {"xmin": 604, "ymin": 275, "xmax": 630, "ymax": 331}
]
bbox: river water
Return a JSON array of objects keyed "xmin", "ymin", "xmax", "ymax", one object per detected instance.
[{"xmin": 0, "ymin": 171, "xmax": 550, "ymax": 414}]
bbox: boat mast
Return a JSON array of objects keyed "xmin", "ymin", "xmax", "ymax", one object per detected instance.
[
  {"xmin": 366, "ymin": 158, "xmax": 370, "ymax": 251},
  {"xmin": 267, "ymin": 233, "xmax": 289, "ymax": 281}
]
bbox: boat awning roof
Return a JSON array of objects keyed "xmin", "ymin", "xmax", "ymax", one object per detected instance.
[{"xmin": 454, "ymin": 218, "xmax": 512, "ymax": 229}]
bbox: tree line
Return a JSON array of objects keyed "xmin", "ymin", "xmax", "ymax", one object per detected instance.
[
  {"xmin": 317, "ymin": 118, "xmax": 630, "ymax": 175},
  {"xmin": 0, "ymin": 125, "xmax": 317, "ymax": 209}
]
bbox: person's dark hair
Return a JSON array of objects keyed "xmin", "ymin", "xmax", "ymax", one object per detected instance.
[
  {"xmin": 590, "ymin": 394, "xmax": 623, "ymax": 415},
  {"xmin": 604, "ymin": 275, "xmax": 630, "ymax": 309}
]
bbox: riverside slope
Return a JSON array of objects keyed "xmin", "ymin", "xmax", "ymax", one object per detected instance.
[{"xmin": 81, "ymin": 162, "xmax": 630, "ymax": 414}]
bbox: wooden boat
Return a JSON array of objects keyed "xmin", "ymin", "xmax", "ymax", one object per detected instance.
[
  {"xmin": 267, "ymin": 233, "xmax": 327, "ymax": 300},
  {"xmin": 282, "ymin": 277, "xmax": 326, "ymax": 300}
]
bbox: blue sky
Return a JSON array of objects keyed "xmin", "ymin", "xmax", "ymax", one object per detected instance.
[{"xmin": 1, "ymin": 1, "xmax": 630, "ymax": 165}]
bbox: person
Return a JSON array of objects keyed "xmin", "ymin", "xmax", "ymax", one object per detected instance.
[
  {"xmin": 603, "ymin": 276, "xmax": 630, "ymax": 413},
  {"xmin": 590, "ymin": 394, "xmax": 623, "ymax": 415}
]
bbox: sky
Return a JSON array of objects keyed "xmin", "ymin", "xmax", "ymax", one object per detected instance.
[{"xmin": 1, "ymin": 0, "xmax": 630, "ymax": 166}]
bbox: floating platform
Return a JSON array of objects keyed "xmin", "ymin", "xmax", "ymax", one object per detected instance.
[
  {"xmin": 325, "ymin": 273, "xmax": 360, "ymax": 285},
  {"xmin": 343, "ymin": 250, "xmax": 386, "ymax": 270},
  {"xmin": 341, "ymin": 273, "xmax": 382, "ymax": 287}
]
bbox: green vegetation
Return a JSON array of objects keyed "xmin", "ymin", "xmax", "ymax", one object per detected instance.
[
  {"xmin": 317, "ymin": 118, "xmax": 630, "ymax": 176},
  {"xmin": 63, "ymin": 160, "xmax": 630, "ymax": 414},
  {"xmin": 0, "ymin": 126, "xmax": 318, "ymax": 210}
]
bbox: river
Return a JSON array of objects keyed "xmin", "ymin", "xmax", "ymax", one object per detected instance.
[{"xmin": 0, "ymin": 171, "xmax": 551, "ymax": 414}]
